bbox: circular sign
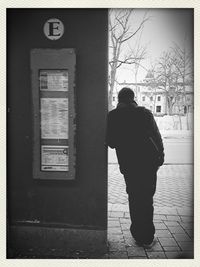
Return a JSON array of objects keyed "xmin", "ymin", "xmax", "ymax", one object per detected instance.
[{"xmin": 44, "ymin": 18, "xmax": 64, "ymax": 40}]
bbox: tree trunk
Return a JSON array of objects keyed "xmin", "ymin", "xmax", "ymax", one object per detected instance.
[
  {"xmin": 179, "ymin": 115, "xmax": 182, "ymax": 130},
  {"xmin": 109, "ymin": 64, "xmax": 118, "ymax": 111},
  {"xmin": 178, "ymin": 105, "xmax": 183, "ymax": 130},
  {"xmin": 108, "ymin": 89, "xmax": 114, "ymax": 111},
  {"xmin": 186, "ymin": 106, "xmax": 190, "ymax": 130}
]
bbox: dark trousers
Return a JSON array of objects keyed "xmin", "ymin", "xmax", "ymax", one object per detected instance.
[{"xmin": 124, "ymin": 166, "xmax": 157, "ymax": 243}]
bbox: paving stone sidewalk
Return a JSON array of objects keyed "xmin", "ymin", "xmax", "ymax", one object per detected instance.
[
  {"xmin": 11, "ymin": 164, "xmax": 194, "ymax": 259},
  {"xmin": 107, "ymin": 164, "xmax": 194, "ymax": 259}
]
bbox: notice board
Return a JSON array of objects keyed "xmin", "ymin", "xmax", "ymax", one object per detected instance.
[{"xmin": 31, "ymin": 49, "xmax": 76, "ymax": 180}]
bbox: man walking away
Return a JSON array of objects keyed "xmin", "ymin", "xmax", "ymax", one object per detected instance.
[{"xmin": 107, "ymin": 87, "xmax": 164, "ymax": 247}]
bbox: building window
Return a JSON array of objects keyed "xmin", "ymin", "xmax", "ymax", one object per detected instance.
[
  {"xmin": 157, "ymin": 96, "xmax": 161, "ymax": 101},
  {"xmin": 113, "ymin": 96, "xmax": 115, "ymax": 101},
  {"xmin": 150, "ymin": 96, "xmax": 153, "ymax": 101},
  {"xmin": 156, "ymin": 106, "xmax": 161, "ymax": 113},
  {"xmin": 142, "ymin": 96, "xmax": 145, "ymax": 101},
  {"xmin": 187, "ymin": 96, "xmax": 191, "ymax": 102}
]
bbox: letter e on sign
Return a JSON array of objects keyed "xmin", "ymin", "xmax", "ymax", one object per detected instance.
[{"xmin": 44, "ymin": 18, "xmax": 64, "ymax": 40}]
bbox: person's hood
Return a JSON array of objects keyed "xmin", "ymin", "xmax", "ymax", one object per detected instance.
[{"xmin": 117, "ymin": 100, "xmax": 138, "ymax": 109}]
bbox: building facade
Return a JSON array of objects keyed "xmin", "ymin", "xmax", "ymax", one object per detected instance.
[{"xmin": 112, "ymin": 71, "xmax": 193, "ymax": 117}]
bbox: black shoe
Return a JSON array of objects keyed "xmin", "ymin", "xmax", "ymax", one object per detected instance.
[
  {"xmin": 142, "ymin": 239, "xmax": 156, "ymax": 249},
  {"xmin": 135, "ymin": 240, "xmax": 144, "ymax": 247},
  {"xmin": 135, "ymin": 238, "xmax": 156, "ymax": 249}
]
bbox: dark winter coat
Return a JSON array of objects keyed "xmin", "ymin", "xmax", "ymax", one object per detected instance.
[{"xmin": 106, "ymin": 101, "xmax": 164, "ymax": 174}]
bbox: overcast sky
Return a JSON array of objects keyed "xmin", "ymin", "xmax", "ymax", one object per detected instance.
[{"xmin": 112, "ymin": 8, "xmax": 193, "ymax": 84}]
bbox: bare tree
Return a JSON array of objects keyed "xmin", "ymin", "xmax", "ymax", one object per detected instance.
[
  {"xmin": 155, "ymin": 51, "xmax": 179, "ymax": 116},
  {"xmin": 153, "ymin": 43, "xmax": 193, "ymax": 129},
  {"xmin": 108, "ymin": 9, "xmax": 150, "ymax": 110},
  {"xmin": 131, "ymin": 29, "xmax": 148, "ymax": 100},
  {"xmin": 170, "ymin": 42, "xmax": 193, "ymax": 129}
]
